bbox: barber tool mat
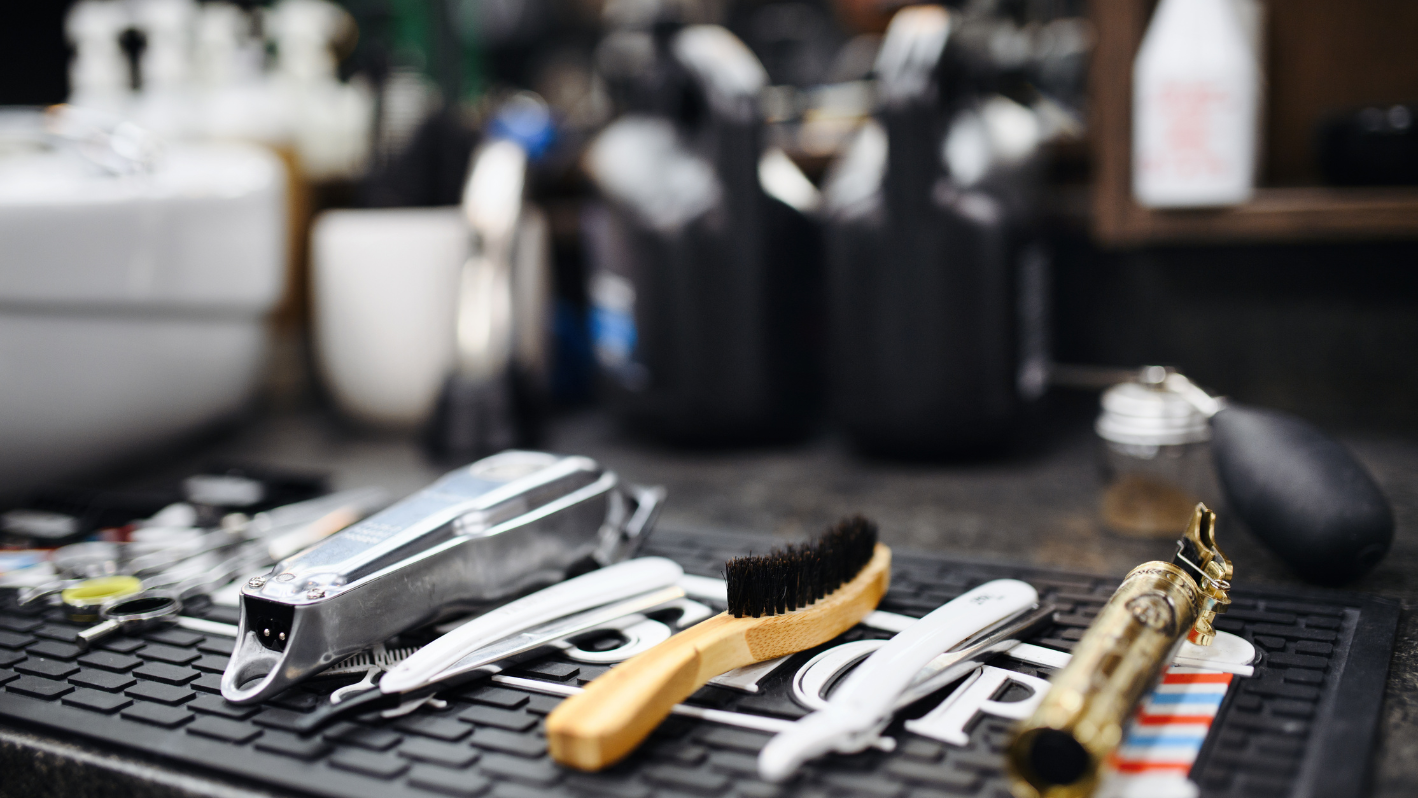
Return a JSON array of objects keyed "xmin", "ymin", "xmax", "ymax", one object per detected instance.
[{"xmin": 0, "ymin": 527, "xmax": 1397, "ymax": 798}]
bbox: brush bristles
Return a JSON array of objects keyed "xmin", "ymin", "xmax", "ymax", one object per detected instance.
[{"xmin": 724, "ymin": 516, "xmax": 879, "ymax": 619}]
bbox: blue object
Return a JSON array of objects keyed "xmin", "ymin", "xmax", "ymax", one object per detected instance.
[
  {"xmin": 1147, "ymin": 692, "xmax": 1225, "ymax": 706},
  {"xmin": 488, "ymin": 97, "xmax": 556, "ymax": 160}
]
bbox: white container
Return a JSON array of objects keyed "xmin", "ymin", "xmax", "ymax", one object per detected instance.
[
  {"xmin": 311, "ymin": 208, "xmax": 466, "ymax": 428},
  {"xmin": 0, "ymin": 138, "xmax": 286, "ymax": 500},
  {"xmin": 1132, "ymin": 0, "xmax": 1260, "ymax": 208}
]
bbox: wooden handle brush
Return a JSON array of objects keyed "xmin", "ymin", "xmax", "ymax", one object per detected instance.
[{"xmin": 547, "ymin": 517, "xmax": 891, "ymax": 771}]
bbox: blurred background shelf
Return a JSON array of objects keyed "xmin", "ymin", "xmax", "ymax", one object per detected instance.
[
  {"xmin": 1088, "ymin": 0, "xmax": 1418, "ymax": 246},
  {"xmin": 1094, "ymin": 187, "xmax": 1418, "ymax": 246}
]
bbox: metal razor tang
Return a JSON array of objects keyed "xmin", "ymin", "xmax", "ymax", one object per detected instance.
[{"xmin": 222, "ymin": 451, "xmax": 663, "ymax": 704}]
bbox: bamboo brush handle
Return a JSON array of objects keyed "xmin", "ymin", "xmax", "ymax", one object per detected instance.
[
  {"xmin": 547, "ymin": 613, "xmax": 754, "ymax": 771},
  {"xmin": 548, "ymin": 544, "xmax": 892, "ymax": 771}
]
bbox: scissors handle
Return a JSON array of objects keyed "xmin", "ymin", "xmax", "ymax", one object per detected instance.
[{"xmin": 76, "ymin": 591, "xmax": 184, "ymax": 649}]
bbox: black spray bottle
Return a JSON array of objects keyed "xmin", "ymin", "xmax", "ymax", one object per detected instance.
[
  {"xmin": 824, "ymin": 6, "xmax": 1049, "ymax": 457},
  {"xmin": 583, "ymin": 20, "xmax": 823, "ymax": 445}
]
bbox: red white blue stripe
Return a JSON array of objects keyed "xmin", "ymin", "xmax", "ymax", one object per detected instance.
[{"xmin": 1098, "ymin": 667, "xmax": 1233, "ymax": 797}]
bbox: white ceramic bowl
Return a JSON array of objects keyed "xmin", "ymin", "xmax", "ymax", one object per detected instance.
[{"xmin": 0, "ymin": 140, "xmax": 286, "ymax": 499}]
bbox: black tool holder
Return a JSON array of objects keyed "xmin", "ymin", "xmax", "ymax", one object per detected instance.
[
  {"xmin": 824, "ymin": 12, "xmax": 1047, "ymax": 457},
  {"xmin": 585, "ymin": 23, "xmax": 823, "ymax": 444}
]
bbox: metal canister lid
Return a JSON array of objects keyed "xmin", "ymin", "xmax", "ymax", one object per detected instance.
[{"xmin": 1096, "ymin": 381, "xmax": 1210, "ymax": 446}]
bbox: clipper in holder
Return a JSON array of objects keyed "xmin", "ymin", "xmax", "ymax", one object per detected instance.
[
  {"xmin": 584, "ymin": 24, "xmax": 823, "ymax": 444},
  {"xmin": 825, "ymin": 6, "xmax": 1046, "ymax": 457},
  {"xmin": 1006, "ymin": 504, "xmax": 1232, "ymax": 798},
  {"xmin": 222, "ymin": 451, "xmax": 663, "ymax": 704}
]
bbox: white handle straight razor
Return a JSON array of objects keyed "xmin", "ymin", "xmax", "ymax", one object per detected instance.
[
  {"xmin": 758, "ymin": 578, "xmax": 1040, "ymax": 782},
  {"xmin": 380, "ymin": 556, "xmax": 684, "ymax": 694}
]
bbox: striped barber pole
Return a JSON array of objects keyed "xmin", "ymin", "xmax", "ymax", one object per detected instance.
[{"xmin": 1097, "ymin": 668, "xmax": 1234, "ymax": 798}]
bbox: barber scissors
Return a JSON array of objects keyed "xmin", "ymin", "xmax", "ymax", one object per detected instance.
[
  {"xmin": 77, "ymin": 591, "xmax": 187, "ymax": 645},
  {"xmin": 21, "ymin": 488, "xmax": 387, "ymax": 609},
  {"xmin": 76, "ymin": 544, "xmax": 270, "ymax": 648}
]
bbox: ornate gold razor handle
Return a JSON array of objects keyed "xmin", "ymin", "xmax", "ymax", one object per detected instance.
[{"xmin": 1006, "ymin": 504, "xmax": 1233, "ymax": 798}]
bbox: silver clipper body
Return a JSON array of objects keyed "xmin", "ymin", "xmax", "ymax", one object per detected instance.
[{"xmin": 222, "ymin": 451, "xmax": 663, "ymax": 704}]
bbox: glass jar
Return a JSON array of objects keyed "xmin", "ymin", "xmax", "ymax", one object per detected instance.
[{"xmin": 1096, "ymin": 380, "xmax": 1218, "ymax": 537}]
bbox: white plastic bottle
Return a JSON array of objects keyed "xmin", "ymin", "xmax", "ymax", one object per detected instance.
[
  {"xmin": 194, "ymin": 3, "xmax": 285, "ymax": 144},
  {"xmin": 1132, "ymin": 0, "xmax": 1260, "ymax": 208},
  {"xmin": 66, "ymin": 0, "xmax": 133, "ymax": 116},
  {"xmin": 131, "ymin": 0, "xmax": 198, "ymax": 138},
  {"xmin": 267, "ymin": 0, "xmax": 374, "ymax": 181}
]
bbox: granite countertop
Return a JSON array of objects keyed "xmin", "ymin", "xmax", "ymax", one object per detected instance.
[{"xmin": 3, "ymin": 403, "xmax": 1414, "ymax": 796}]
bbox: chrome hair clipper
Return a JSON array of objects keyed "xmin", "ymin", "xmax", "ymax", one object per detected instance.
[{"xmin": 222, "ymin": 451, "xmax": 664, "ymax": 704}]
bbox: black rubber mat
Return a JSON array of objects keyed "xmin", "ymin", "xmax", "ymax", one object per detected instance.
[{"xmin": 0, "ymin": 526, "xmax": 1398, "ymax": 798}]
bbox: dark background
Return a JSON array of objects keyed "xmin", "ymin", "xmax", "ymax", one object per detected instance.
[{"xmin": 7, "ymin": 1, "xmax": 1415, "ymax": 434}]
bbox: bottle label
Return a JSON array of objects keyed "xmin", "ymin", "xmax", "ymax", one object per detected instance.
[
  {"xmin": 1138, "ymin": 81, "xmax": 1237, "ymax": 181},
  {"xmin": 1134, "ymin": 73, "xmax": 1257, "ymax": 207}
]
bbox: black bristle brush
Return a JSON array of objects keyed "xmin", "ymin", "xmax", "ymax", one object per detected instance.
[
  {"xmin": 548, "ymin": 516, "xmax": 891, "ymax": 771},
  {"xmin": 725, "ymin": 515, "xmax": 879, "ymax": 617}
]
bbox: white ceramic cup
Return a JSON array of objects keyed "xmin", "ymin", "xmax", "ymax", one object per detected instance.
[{"xmin": 311, "ymin": 207, "xmax": 467, "ymax": 428}]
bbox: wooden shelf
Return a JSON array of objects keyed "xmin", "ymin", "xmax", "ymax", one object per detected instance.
[
  {"xmin": 1087, "ymin": 0, "xmax": 1418, "ymax": 246},
  {"xmin": 1095, "ymin": 186, "xmax": 1418, "ymax": 246}
]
